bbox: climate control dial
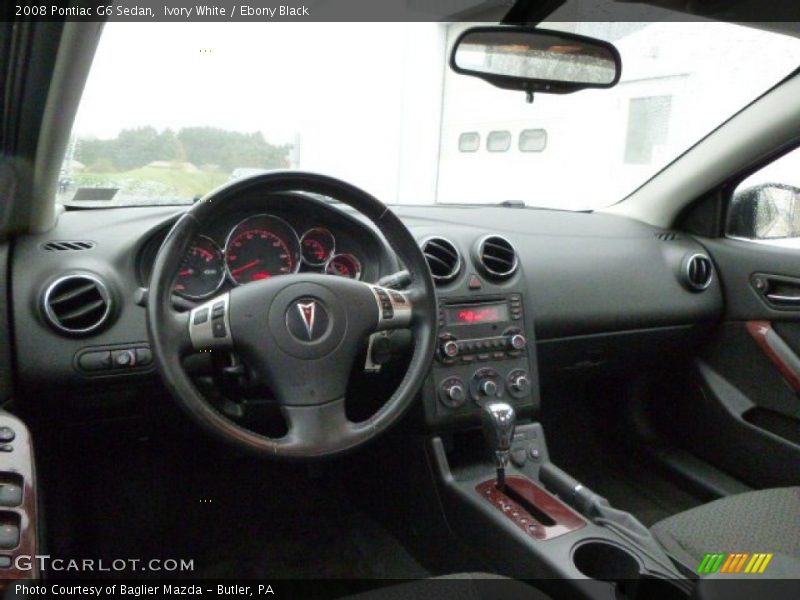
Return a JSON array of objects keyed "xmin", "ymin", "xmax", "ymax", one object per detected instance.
[
  {"xmin": 439, "ymin": 376, "xmax": 467, "ymax": 408},
  {"xmin": 506, "ymin": 369, "xmax": 531, "ymax": 399},
  {"xmin": 470, "ymin": 367, "xmax": 503, "ymax": 406}
]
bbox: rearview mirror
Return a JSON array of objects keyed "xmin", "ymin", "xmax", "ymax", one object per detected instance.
[{"xmin": 450, "ymin": 26, "xmax": 621, "ymax": 98}]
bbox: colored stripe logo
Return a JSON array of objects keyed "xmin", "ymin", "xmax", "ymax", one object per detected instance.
[{"xmin": 697, "ymin": 552, "xmax": 773, "ymax": 574}]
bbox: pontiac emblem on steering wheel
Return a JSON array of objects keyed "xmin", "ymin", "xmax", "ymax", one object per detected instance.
[
  {"xmin": 297, "ymin": 302, "xmax": 316, "ymax": 339},
  {"xmin": 286, "ymin": 298, "xmax": 329, "ymax": 342}
]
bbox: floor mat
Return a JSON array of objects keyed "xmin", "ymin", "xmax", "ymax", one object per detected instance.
[{"xmin": 39, "ymin": 418, "xmax": 429, "ymax": 580}]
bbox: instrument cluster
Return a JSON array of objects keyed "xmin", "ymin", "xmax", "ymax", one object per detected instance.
[{"xmin": 172, "ymin": 213, "xmax": 364, "ymax": 300}]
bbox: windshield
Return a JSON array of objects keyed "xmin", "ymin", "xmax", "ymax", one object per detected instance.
[{"xmin": 58, "ymin": 21, "xmax": 800, "ymax": 210}]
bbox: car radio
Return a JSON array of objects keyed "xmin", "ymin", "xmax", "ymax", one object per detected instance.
[{"xmin": 429, "ymin": 294, "xmax": 535, "ymax": 421}]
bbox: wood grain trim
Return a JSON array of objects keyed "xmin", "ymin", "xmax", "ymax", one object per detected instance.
[
  {"xmin": 476, "ymin": 475, "xmax": 585, "ymax": 541},
  {"xmin": 746, "ymin": 320, "xmax": 800, "ymax": 393}
]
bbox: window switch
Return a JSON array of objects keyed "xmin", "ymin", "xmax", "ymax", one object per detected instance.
[
  {"xmin": 0, "ymin": 484, "xmax": 22, "ymax": 507},
  {"xmin": 0, "ymin": 523, "xmax": 19, "ymax": 550}
]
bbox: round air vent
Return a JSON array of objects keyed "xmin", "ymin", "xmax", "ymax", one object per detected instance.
[
  {"xmin": 476, "ymin": 235, "xmax": 518, "ymax": 279},
  {"xmin": 421, "ymin": 237, "xmax": 461, "ymax": 284},
  {"xmin": 42, "ymin": 273, "xmax": 113, "ymax": 335},
  {"xmin": 683, "ymin": 253, "xmax": 714, "ymax": 291}
]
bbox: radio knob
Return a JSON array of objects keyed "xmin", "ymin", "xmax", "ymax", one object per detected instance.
[
  {"xmin": 442, "ymin": 340, "xmax": 459, "ymax": 358},
  {"xmin": 509, "ymin": 334, "xmax": 527, "ymax": 350},
  {"xmin": 479, "ymin": 379, "xmax": 498, "ymax": 397}
]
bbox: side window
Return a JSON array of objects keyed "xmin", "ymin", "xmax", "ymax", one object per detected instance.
[
  {"xmin": 519, "ymin": 129, "xmax": 547, "ymax": 152},
  {"xmin": 458, "ymin": 132, "xmax": 480, "ymax": 153},
  {"xmin": 487, "ymin": 130, "xmax": 511, "ymax": 153},
  {"xmin": 728, "ymin": 147, "xmax": 800, "ymax": 245}
]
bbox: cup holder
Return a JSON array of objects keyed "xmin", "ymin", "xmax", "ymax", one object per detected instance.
[
  {"xmin": 573, "ymin": 541, "xmax": 688, "ymax": 600},
  {"xmin": 573, "ymin": 541, "xmax": 640, "ymax": 581}
]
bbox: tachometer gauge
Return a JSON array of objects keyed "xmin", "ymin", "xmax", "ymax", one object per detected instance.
[
  {"xmin": 225, "ymin": 215, "xmax": 300, "ymax": 285},
  {"xmin": 173, "ymin": 236, "xmax": 226, "ymax": 299},
  {"xmin": 300, "ymin": 227, "xmax": 335, "ymax": 266},
  {"xmin": 325, "ymin": 253, "xmax": 362, "ymax": 280}
]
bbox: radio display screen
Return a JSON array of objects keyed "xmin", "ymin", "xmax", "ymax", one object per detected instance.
[{"xmin": 444, "ymin": 302, "xmax": 509, "ymax": 325}]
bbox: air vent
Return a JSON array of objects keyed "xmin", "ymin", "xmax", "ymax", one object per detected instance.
[
  {"xmin": 683, "ymin": 254, "xmax": 714, "ymax": 291},
  {"xmin": 42, "ymin": 273, "xmax": 112, "ymax": 335},
  {"xmin": 421, "ymin": 237, "xmax": 461, "ymax": 284},
  {"xmin": 41, "ymin": 240, "xmax": 96, "ymax": 252},
  {"xmin": 476, "ymin": 235, "xmax": 518, "ymax": 279},
  {"xmin": 654, "ymin": 231, "xmax": 680, "ymax": 241}
]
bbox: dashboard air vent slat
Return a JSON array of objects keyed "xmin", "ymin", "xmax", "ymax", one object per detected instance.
[
  {"xmin": 683, "ymin": 254, "xmax": 713, "ymax": 291},
  {"xmin": 655, "ymin": 231, "xmax": 680, "ymax": 241},
  {"xmin": 42, "ymin": 273, "xmax": 112, "ymax": 335},
  {"xmin": 477, "ymin": 235, "xmax": 518, "ymax": 279},
  {"xmin": 421, "ymin": 237, "xmax": 461, "ymax": 284},
  {"xmin": 41, "ymin": 240, "xmax": 96, "ymax": 251}
]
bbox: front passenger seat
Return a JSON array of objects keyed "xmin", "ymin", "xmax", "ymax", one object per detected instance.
[{"xmin": 651, "ymin": 487, "xmax": 800, "ymax": 575}]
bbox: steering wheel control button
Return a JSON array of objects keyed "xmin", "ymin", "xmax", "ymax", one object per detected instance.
[
  {"xmin": 0, "ymin": 429, "xmax": 14, "ymax": 444},
  {"xmin": 189, "ymin": 292, "xmax": 232, "ymax": 350},
  {"xmin": 286, "ymin": 298, "xmax": 330, "ymax": 342},
  {"xmin": 0, "ymin": 556, "xmax": 10, "ymax": 569},
  {"xmin": 0, "ymin": 446, "xmax": 12, "ymax": 453},
  {"xmin": 369, "ymin": 285, "xmax": 411, "ymax": 330}
]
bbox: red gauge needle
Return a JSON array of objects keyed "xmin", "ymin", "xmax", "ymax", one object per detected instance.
[
  {"xmin": 231, "ymin": 260, "xmax": 260, "ymax": 276},
  {"xmin": 178, "ymin": 269, "xmax": 193, "ymax": 276}
]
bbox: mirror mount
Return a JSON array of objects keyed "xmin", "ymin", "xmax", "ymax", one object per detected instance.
[{"xmin": 450, "ymin": 26, "xmax": 622, "ymax": 101}]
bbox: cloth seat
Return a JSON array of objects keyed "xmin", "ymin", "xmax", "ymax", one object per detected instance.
[
  {"xmin": 342, "ymin": 573, "xmax": 552, "ymax": 600},
  {"xmin": 650, "ymin": 487, "xmax": 800, "ymax": 574}
]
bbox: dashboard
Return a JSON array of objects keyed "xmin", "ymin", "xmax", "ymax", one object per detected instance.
[{"xmin": 9, "ymin": 184, "xmax": 724, "ymax": 431}]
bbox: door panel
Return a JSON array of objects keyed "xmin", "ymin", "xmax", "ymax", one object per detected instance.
[{"xmin": 666, "ymin": 236, "xmax": 800, "ymax": 487}]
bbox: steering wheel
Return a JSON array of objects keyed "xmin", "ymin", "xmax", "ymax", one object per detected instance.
[{"xmin": 146, "ymin": 172, "xmax": 437, "ymax": 459}]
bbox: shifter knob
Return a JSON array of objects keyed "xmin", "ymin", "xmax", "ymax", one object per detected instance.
[{"xmin": 481, "ymin": 401, "xmax": 516, "ymax": 490}]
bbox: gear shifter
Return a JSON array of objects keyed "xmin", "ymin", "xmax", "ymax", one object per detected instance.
[{"xmin": 481, "ymin": 401, "xmax": 516, "ymax": 491}]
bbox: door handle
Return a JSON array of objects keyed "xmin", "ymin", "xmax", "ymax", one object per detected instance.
[
  {"xmin": 765, "ymin": 293, "xmax": 800, "ymax": 305},
  {"xmin": 752, "ymin": 273, "xmax": 800, "ymax": 310}
]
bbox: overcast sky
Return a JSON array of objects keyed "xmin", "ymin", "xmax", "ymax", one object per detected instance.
[{"xmin": 74, "ymin": 22, "xmax": 429, "ymax": 143}]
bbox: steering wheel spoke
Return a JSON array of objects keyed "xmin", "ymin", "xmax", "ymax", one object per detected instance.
[
  {"xmin": 187, "ymin": 292, "xmax": 234, "ymax": 353},
  {"xmin": 279, "ymin": 398, "xmax": 362, "ymax": 458},
  {"xmin": 367, "ymin": 284, "xmax": 413, "ymax": 332}
]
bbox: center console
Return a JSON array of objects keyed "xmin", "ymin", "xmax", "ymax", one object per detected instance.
[{"xmin": 424, "ymin": 292, "xmax": 539, "ymax": 427}]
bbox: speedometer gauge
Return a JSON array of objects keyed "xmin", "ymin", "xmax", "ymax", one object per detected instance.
[
  {"xmin": 325, "ymin": 253, "xmax": 362, "ymax": 280},
  {"xmin": 173, "ymin": 236, "xmax": 225, "ymax": 299},
  {"xmin": 300, "ymin": 227, "xmax": 335, "ymax": 266},
  {"xmin": 225, "ymin": 214, "xmax": 300, "ymax": 285}
]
